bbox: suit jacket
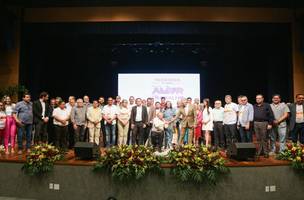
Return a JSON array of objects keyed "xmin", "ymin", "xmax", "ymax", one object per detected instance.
[
  {"xmin": 33, "ymin": 100, "xmax": 50, "ymax": 124},
  {"xmin": 147, "ymin": 105, "xmax": 156, "ymax": 125},
  {"xmin": 176, "ymin": 104, "xmax": 197, "ymax": 128},
  {"xmin": 130, "ymin": 106, "xmax": 148, "ymax": 125},
  {"xmin": 289, "ymin": 103, "xmax": 304, "ymax": 131}
]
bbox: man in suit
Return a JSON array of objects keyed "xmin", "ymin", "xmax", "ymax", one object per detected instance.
[
  {"xmin": 175, "ymin": 97, "xmax": 197, "ymax": 145},
  {"xmin": 145, "ymin": 97, "xmax": 156, "ymax": 144},
  {"xmin": 289, "ymin": 94, "xmax": 304, "ymax": 144},
  {"xmin": 33, "ymin": 91, "xmax": 50, "ymax": 144},
  {"xmin": 130, "ymin": 98, "xmax": 148, "ymax": 145}
]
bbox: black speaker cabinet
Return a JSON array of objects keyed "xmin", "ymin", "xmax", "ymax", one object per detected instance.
[
  {"xmin": 230, "ymin": 143, "xmax": 256, "ymax": 161},
  {"xmin": 74, "ymin": 142, "xmax": 100, "ymax": 160}
]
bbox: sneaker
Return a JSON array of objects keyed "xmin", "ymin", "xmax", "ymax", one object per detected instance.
[{"xmin": 18, "ymin": 150, "xmax": 23, "ymax": 155}]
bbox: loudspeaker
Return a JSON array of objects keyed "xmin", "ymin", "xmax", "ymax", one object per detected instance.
[
  {"xmin": 229, "ymin": 143, "xmax": 256, "ymax": 161},
  {"xmin": 74, "ymin": 142, "xmax": 100, "ymax": 160}
]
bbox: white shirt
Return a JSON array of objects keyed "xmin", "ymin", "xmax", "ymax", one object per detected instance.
[
  {"xmin": 223, "ymin": 102, "xmax": 239, "ymax": 125},
  {"xmin": 128, "ymin": 103, "xmax": 135, "ymax": 111},
  {"xmin": 296, "ymin": 104, "xmax": 304, "ymax": 123},
  {"xmin": 102, "ymin": 105, "xmax": 118, "ymax": 125},
  {"xmin": 53, "ymin": 107, "xmax": 70, "ymax": 126},
  {"xmin": 135, "ymin": 106, "xmax": 143, "ymax": 122},
  {"xmin": 5, "ymin": 104, "xmax": 15, "ymax": 116},
  {"xmin": 40, "ymin": 99, "xmax": 46, "ymax": 118},
  {"xmin": 212, "ymin": 107, "xmax": 224, "ymax": 122},
  {"xmin": 152, "ymin": 117, "xmax": 165, "ymax": 132}
]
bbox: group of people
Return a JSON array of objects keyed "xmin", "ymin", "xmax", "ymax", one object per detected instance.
[{"xmin": 0, "ymin": 91, "xmax": 303, "ymax": 158}]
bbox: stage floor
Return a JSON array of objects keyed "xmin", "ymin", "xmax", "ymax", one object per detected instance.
[{"xmin": 0, "ymin": 148, "xmax": 290, "ymax": 168}]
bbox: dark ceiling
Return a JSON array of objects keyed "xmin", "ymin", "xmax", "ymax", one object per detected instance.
[{"xmin": 2, "ymin": 0, "xmax": 304, "ymax": 8}]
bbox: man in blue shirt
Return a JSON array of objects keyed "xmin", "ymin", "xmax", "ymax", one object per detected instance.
[{"xmin": 13, "ymin": 93, "xmax": 33, "ymax": 154}]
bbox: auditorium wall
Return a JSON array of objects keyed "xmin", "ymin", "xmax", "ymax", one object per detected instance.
[
  {"xmin": 1, "ymin": 6, "xmax": 303, "ymax": 99},
  {"xmin": 0, "ymin": 163, "xmax": 303, "ymax": 200}
]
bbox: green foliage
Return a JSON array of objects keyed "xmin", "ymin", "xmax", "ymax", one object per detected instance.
[
  {"xmin": 22, "ymin": 144, "xmax": 63, "ymax": 176},
  {"xmin": 94, "ymin": 145, "xmax": 164, "ymax": 181},
  {"xmin": 0, "ymin": 85, "xmax": 28, "ymax": 100},
  {"xmin": 169, "ymin": 144, "xmax": 229, "ymax": 184},
  {"xmin": 277, "ymin": 143, "xmax": 304, "ymax": 170}
]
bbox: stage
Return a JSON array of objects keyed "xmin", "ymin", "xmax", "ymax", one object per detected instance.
[
  {"xmin": 0, "ymin": 150, "xmax": 302, "ymax": 200},
  {"xmin": 0, "ymin": 148, "xmax": 291, "ymax": 168}
]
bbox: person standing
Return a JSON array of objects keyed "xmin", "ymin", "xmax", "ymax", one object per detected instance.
[
  {"xmin": 175, "ymin": 97, "xmax": 197, "ymax": 145},
  {"xmin": 237, "ymin": 96, "xmax": 254, "ymax": 143},
  {"xmin": 151, "ymin": 112, "xmax": 166, "ymax": 152},
  {"xmin": 145, "ymin": 98, "xmax": 156, "ymax": 144},
  {"xmin": 270, "ymin": 94, "xmax": 290, "ymax": 154},
  {"xmin": 33, "ymin": 92, "xmax": 50, "ymax": 144},
  {"xmin": 83, "ymin": 95, "xmax": 91, "ymax": 109},
  {"xmin": 102, "ymin": 97, "xmax": 118, "ymax": 147},
  {"xmin": 163, "ymin": 101, "xmax": 176, "ymax": 149},
  {"xmin": 71, "ymin": 98, "xmax": 87, "ymax": 143},
  {"xmin": 14, "ymin": 93, "xmax": 33, "ymax": 154},
  {"xmin": 115, "ymin": 96, "xmax": 122, "ymax": 108},
  {"xmin": 87, "ymin": 100, "xmax": 102, "ymax": 145},
  {"xmin": 0, "ymin": 102, "xmax": 7, "ymax": 149},
  {"xmin": 52, "ymin": 100, "xmax": 70, "ymax": 150},
  {"xmin": 3, "ymin": 96, "xmax": 16, "ymax": 154},
  {"xmin": 160, "ymin": 97, "xmax": 166, "ymax": 110},
  {"xmin": 130, "ymin": 98, "xmax": 148, "ymax": 145},
  {"xmin": 223, "ymin": 95, "xmax": 239, "ymax": 151},
  {"xmin": 194, "ymin": 104, "xmax": 203, "ymax": 146},
  {"xmin": 253, "ymin": 94, "xmax": 274, "ymax": 158},
  {"xmin": 98, "ymin": 96, "xmax": 106, "ymax": 147},
  {"xmin": 48, "ymin": 98, "xmax": 56, "ymax": 144},
  {"xmin": 202, "ymin": 98, "xmax": 213, "ymax": 146},
  {"xmin": 66, "ymin": 96, "xmax": 76, "ymax": 148},
  {"xmin": 212, "ymin": 100, "xmax": 225, "ymax": 149},
  {"xmin": 117, "ymin": 99, "xmax": 131, "ymax": 145},
  {"xmin": 289, "ymin": 94, "xmax": 304, "ymax": 144}
]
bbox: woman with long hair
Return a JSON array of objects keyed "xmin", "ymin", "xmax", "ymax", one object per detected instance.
[
  {"xmin": 194, "ymin": 103, "xmax": 203, "ymax": 146},
  {"xmin": 163, "ymin": 101, "xmax": 176, "ymax": 149},
  {"xmin": 202, "ymin": 98, "xmax": 213, "ymax": 146},
  {"xmin": 3, "ymin": 96, "xmax": 17, "ymax": 154}
]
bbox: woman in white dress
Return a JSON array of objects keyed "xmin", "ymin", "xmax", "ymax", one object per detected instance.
[{"xmin": 202, "ymin": 98, "xmax": 213, "ymax": 146}]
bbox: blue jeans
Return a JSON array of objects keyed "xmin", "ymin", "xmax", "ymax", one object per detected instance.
[
  {"xmin": 105, "ymin": 123, "xmax": 116, "ymax": 147},
  {"xmin": 165, "ymin": 127, "xmax": 173, "ymax": 149},
  {"xmin": 18, "ymin": 124, "xmax": 32, "ymax": 149},
  {"xmin": 291, "ymin": 123, "xmax": 304, "ymax": 144},
  {"xmin": 239, "ymin": 126, "xmax": 252, "ymax": 143},
  {"xmin": 270, "ymin": 126, "xmax": 287, "ymax": 153}
]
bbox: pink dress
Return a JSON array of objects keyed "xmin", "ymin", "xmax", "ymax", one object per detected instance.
[{"xmin": 195, "ymin": 110, "xmax": 203, "ymax": 140}]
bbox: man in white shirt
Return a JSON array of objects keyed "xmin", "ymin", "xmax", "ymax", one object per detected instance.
[
  {"xmin": 102, "ymin": 97, "xmax": 118, "ymax": 147},
  {"xmin": 52, "ymin": 100, "xmax": 70, "ymax": 150},
  {"xmin": 130, "ymin": 98, "xmax": 148, "ymax": 145},
  {"xmin": 212, "ymin": 100, "xmax": 225, "ymax": 148},
  {"xmin": 223, "ymin": 95, "xmax": 239, "ymax": 151}
]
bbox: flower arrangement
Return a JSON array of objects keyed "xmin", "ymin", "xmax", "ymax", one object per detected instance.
[
  {"xmin": 168, "ymin": 144, "xmax": 229, "ymax": 184},
  {"xmin": 94, "ymin": 145, "xmax": 164, "ymax": 181},
  {"xmin": 277, "ymin": 143, "xmax": 304, "ymax": 170},
  {"xmin": 22, "ymin": 144, "xmax": 63, "ymax": 175}
]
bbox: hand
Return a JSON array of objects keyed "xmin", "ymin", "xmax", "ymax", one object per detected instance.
[
  {"xmin": 273, "ymin": 120, "xmax": 279, "ymax": 125},
  {"xmin": 267, "ymin": 124, "xmax": 272, "ymax": 130},
  {"xmin": 131, "ymin": 124, "xmax": 135, "ymax": 129},
  {"xmin": 43, "ymin": 117, "xmax": 49, "ymax": 123},
  {"xmin": 73, "ymin": 124, "xmax": 77, "ymax": 130},
  {"xmin": 237, "ymin": 125, "xmax": 240, "ymax": 130},
  {"xmin": 143, "ymin": 124, "xmax": 146, "ymax": 128},
  {"xmin": 245, "ymin": 124, "xmax": 250, "ymax": 130}
]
